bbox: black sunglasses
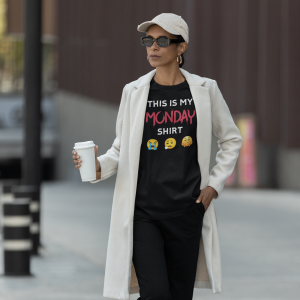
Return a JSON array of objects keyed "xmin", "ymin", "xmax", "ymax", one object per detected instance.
[{"xmin": 140, "ymin": 36, "xmax": 185, "ymax": 47}]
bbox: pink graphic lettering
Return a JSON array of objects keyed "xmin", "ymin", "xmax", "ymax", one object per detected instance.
[
  {"xmin": 181, "ymin": 110, "xmax": 188, "ymax": 124},
  {"xmin": 174, "ymin": 110, "xmax": 181, "ymax": 124},
  {"xmin": 146, "ymin": 112, "xmax": 156, "ymax": 126},
  {"xmin": 156, "ymin": 111, "xmax": 165, "ymax": 124},
  {"xmin": 188, "ymin": 109, "xmax": 196, "ymax": 124},
  {"xmin": 165, "ymin": 111, "xmax": 173, "ymax": 123}
]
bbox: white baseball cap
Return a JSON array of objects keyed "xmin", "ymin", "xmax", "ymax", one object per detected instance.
[{"xmin": 137, "ymin": 13, "xmax": 189, "ymax": 43}]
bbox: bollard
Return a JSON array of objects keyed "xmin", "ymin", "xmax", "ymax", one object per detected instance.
[
  {"xmin": 11, "ymin": 185, "xmax": 40, "ymax": 256},
  {"xmin": 2, "ymin": 198, "xmax": 32, "ymax": 276},
  {"xmin": 0, "ymin": 179, "xmax": 21, "ymax": 204}
]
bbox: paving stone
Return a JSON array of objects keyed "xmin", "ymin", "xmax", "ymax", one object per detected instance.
[{"xmin": 0, "ymin": 181, "xmax": 299, "ymax": 299}]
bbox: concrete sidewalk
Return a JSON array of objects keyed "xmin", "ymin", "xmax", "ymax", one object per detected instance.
[{"xmin": 1, "ymin": 179, "xmax": 300, "ymax": 299}]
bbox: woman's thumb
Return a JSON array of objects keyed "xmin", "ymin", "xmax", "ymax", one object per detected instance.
[{"xmin": 94, "ymin": 145, "xmax": 98, "ymax": 157}]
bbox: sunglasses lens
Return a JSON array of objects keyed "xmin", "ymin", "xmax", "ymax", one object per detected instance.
[
  {"xmin": 142, "ymin": 37, "xmax": 153, "ymax": 47},
  {"xmin": 141, "ymin": 37, "xmax": 170, "ymax": 47},
  {"xmin": 157, "ymin": 37, "xmax": 169, "ymax": 47}
]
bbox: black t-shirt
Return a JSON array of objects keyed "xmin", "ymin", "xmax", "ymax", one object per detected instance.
[{"xmin": 134, "ymin": 76, "xmax": 202, "ymax": 220}]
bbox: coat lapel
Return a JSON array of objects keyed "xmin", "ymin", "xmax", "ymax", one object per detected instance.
[
  {"xmin": 188, "ymin": 85, "xmax": 212, "ymax": 189},
  {"xmin": 128, "ymin": 84, "xmax": 152, "ymax": 216},
  {"xmin": 179, "ymin": 68, "xmax": 212, "ymax": 189}
]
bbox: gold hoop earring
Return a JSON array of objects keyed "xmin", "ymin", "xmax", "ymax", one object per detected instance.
[
  {"xmin": 147, "ymin": 55, "xmax": 149, "ymax": 61},
  {"xmin": 177, "ymin": 55, "xmax": 182, "ymax": 64}
]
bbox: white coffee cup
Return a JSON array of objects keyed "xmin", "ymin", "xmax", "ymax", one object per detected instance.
[{"xmin": 73, "ymin": 141, "xmax": 96, "ymax": 181}]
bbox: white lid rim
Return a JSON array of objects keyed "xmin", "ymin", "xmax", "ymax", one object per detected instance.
[
  {"xmin": 74, "ymin": 141, "xmax": 95, "ymax": 149},
  {"xmin": 73, "ymin": 144, "xmax": 95, "ymax": 150}
]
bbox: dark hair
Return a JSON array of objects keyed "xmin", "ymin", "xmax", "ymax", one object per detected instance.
[{"xmin": 175, "ymin": 35, "xmax": 185, "ymax": 68}]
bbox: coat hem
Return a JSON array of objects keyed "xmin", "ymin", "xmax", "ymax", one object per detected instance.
[
  {"xmin": 103, "ymin": 290, "xmax": 130, "ymax": 300},
  {"xmin": 194, "ymin": 280, "xmax": 222, "ymax": 293},
  {"xmin": 194, "ymin": 280, "xmax": 212, "ymax": 289}
]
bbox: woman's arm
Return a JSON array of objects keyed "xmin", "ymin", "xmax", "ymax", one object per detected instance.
[
  {"xmin": 207, "ymin": 80, "xmax": 243, "ymax": 199},
  {"xmin": 90, "ymin": 84, "xmax": 128, "ymax": 183}
]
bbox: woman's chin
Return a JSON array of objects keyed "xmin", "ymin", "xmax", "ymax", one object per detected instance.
[
  {"xmin": 149, "ymin": 59, "xmax": 166, "ymax": 67},
  {"xmin": 149, "ymin": 62, "xmax": 160, "ymax": 67}
]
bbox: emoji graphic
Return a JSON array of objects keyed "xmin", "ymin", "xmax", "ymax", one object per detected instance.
[
  {"xmin": 182, "ymin": 136, "xmax": 193, "ymax": 147},
  {"xmin": 165, "ymin": 138, "xmax": 176, "ymax": 149},
  {"xmin": 147, "ymin": 139, "xmax": 158, "ymax": 150}
]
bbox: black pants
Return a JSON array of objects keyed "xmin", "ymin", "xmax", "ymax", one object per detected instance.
[{"xmin": 132, "ymin": 202, "xmax": 205, "ymax": 300}]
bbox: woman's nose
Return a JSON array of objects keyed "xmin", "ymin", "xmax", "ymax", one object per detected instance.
[{"xmin": 150, "ymin": 41, "xmax": 159, "ymax": 49}]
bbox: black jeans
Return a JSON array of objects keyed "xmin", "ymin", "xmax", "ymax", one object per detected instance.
[{"xmin": 132, "ymin": 202, "xmax": 205, "ymax": 300}]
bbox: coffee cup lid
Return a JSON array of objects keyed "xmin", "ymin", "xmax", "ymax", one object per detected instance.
[{"xmin": 74, "ymin": 141, "xmax": 95, "ymax": 149}]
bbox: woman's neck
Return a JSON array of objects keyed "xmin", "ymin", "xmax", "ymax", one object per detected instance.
[{"xmin": 153, "ymin": 65, "xmax": 186, "ymax": 86}]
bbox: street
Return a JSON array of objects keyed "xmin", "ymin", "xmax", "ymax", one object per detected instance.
[{"xmin": 0, "ymin": 179, "xmax": 299, "ymax": 300}]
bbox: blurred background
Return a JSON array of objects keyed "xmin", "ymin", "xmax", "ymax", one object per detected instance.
[
  {"xmin": 0, "ymin": 1, "xmax": 299, "ymax": 299},
  {"xmin": 0, "ymin": 0, "xmax": 299, "ymax": 189}
]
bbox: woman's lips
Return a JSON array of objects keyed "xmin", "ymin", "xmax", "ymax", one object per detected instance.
[{"xmin": 150, "ymin": 55, "xmax": 160, "ymax": 59}]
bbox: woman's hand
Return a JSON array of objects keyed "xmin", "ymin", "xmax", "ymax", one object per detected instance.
[
  {"xmin": 72, "ymin": 145, "xmax": 101, "ymax": 172},
  {"xmin": 196, "ymin": 186, "xmax": 218, "ymax": 211},
  {"xmin": 94, "ymin": 145, "xmax": 101, "ymax": 172},
  {"xmin": 72, "ymin": 149, "xmax": 81, "ymax": 169}
]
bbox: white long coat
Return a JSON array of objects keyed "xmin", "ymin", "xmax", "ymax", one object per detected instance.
[{"xmin": 90, "ymin": 68, "xmax": 242, "ymax": 300}]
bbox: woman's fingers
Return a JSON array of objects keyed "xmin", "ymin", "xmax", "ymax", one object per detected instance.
[
  {"xmin": 72, "ymin": 150, "xmax": 81, "ymax": 168},
  {"xmin": 196, "ymin": 193, "xmax": 204, "ymax": 203},
  {"xmin": 74, "ymin": 159, "xmax": 81, "ymax": 168},
  {"xmin": 94, "ymin": 145, "xmax": 98, "ymax": 158},
  {"xmin": 195, "ymin": 187, "xmax": 215, "ymax": 212}
]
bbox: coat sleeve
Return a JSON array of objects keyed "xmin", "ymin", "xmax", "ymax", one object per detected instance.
[
  {"xmin": 90, "ymin": 84, "xmax": 128, "ymax": 183},
  {"xmin": 207, "ymin": 80, "xmax": 243, "ymax": 199}
]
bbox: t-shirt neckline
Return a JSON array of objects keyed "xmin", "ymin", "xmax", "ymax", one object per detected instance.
[{"xmin": 150, "ymin": 76, "xmax": 188, "ymax": 90}]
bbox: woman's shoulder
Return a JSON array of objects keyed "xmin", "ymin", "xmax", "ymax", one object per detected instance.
[
  {"xmin": 180, "ymin": 68, "xmax": 216, "ymax": 89},
  {"xmin": 124, "ymin": 69, "xmax": 217, "ymax": 93},
  {"xmin": 124, "ymin": 69, "xmax": 156, "ymax": 91},
  {"xmin": 186, "ymin": 70, "xmax": 215, "ymax": 86},
  {"xmin": 124, "ymin": 79, "xmax": 138, "ymax": 91}
]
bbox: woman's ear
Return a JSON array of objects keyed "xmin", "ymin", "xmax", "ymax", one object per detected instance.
[
  {"xmin": 182, "ymin": 42, "xmax": 188, "ymax": 52},
  {"xmin": 178, "ymin": 42, "xmax": 188, "ymax": 56}
]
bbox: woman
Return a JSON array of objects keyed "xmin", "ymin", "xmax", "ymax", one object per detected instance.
[{"xmin": 72, "ymin": 13, "xmax": 242, "ymax": 300}]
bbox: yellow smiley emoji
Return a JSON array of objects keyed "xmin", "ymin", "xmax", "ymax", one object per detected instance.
[
  {"xmin": 182, "ymin": 136, "xmax": 193, "ymax": 147},
  {"xmin": 147, "ymin": 139, "xmax": 158, "ymax": 150},
  {"xmin": 164, "ymin": 138, "xmax": 176, "ymax": 149}
]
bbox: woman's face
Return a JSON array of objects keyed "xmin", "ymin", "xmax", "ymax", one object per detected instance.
[{"xmin": 145, "ymin": 24, "xmax": 188, "ymax": 68}]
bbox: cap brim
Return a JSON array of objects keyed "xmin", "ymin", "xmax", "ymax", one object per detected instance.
[{"xmin": 137, "ymin": 21, "xmax": 181, "ymax": 36}]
